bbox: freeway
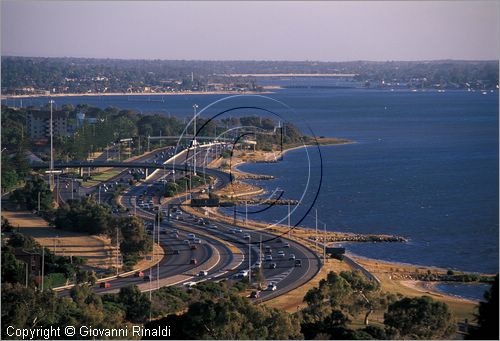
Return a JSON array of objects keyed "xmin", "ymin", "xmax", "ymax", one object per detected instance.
[{"xmin": 51, "ymin": 143, "xmax": 320, "ymax": 302}]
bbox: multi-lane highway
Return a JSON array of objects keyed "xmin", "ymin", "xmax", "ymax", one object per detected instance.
[{"xmin": 44, "ymin": 143, "xmax": 320, "ymax": 302}]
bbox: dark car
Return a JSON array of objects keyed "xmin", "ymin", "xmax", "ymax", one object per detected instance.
[
  {"xmin": 143, "ymin": 275, "xmax": 151, "ymax": 281},
  {"xmin": 294, "ymin": 259, "xmax": 302, "ymax": 267},
  {"xmin": 99, "ymin": 282, "xmax": 111, "ymax": 288},
  {"xmin": 190, "ymin": 258, "xmax": 198, "ymax": 265},
  {"xmin": 173, "ymin": 249, "xmax": 180, "ymax": 255},
  {"xmin": 269, "ymin": 263, "xmax": 277, "ymax": 269},
  {"xmin": 250, "ymin": 290, "xmax": 261, "ymax": 299}
]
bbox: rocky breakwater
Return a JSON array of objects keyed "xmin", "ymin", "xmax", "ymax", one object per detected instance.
[{"xmin": 309, "ymin": 233, "xmax": 408, "ymax": 243}]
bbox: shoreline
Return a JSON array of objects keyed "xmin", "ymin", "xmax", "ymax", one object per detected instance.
[
  {"xmin": 217, "ymin": 142, "xmax": 490, "ymax": 304},
  {"xmin": 0, "ymin": 90, "xmax": 272, "ymax": 100}
]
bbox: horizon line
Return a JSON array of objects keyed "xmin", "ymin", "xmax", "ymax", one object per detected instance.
[{"xmin": 2, "ymin": 54, "xmax": 499, "ymax": 64}]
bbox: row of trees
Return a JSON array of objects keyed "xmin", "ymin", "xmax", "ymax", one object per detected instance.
[
  {"xmin": 1, "ymin": 56, "xmax": 260, "ymax": 95},
  {"xmin": 1, "ymin": 267, "xmax": 498, "ymax": 339},
  {"xmin": 53, "ymin": 197, "xmax": 153, "ymax": 267},
  {"xmin": 2, "ymin": 57, "xmax": 498, "ymax": 94},
  {"xmin": 1, "ymin": 106, "xmax": 31, "ymax": 192},
  {"xmin": 2, "ymin": 232, "xmax": 86, "ymax": 288}
]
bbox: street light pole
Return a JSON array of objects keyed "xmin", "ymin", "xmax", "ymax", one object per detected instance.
[
  {"xmin": 49, "ymin": 99, "xmax": 55, "ymax": 187},
  {"xmin": 248, "ymin": 238, "xmax": 251, "ymax": 284},
  {"xmin": 193, "ymin": 104, "xmax": 198, "ymax": 176},
  {"xmin": 157, "ymin": 210, "xmax": 160, "ymax": 290}
]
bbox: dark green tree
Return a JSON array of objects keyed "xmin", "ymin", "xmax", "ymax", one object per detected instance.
[
  {"xmin": 466, "ymin": 274, "xmax": 499, "ymax": 340},
  {"xmin": 384, "ymin": 296, "xmax": 455, "ymax": 339},
  {"xmin": 12, "ymin": 176, "xmax": 53, "ymax": 211},
  {"xmin": 117, "ymin": 285, "xmax": 151, "ymax": 322}
]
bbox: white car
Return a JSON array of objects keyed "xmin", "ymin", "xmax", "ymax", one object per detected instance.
[
  {"xmin": 193, "ymin": 238, "xmax": 202, "ymax": 244},
  {"xmin": 277, "ymin": 251, "xmax": 285, "ymax": 258},
  {"xmin": 264, "ymin": 255, "xmax": 273, "ymax": 262},
  {"xmin": 235, "ymin": 270, "xmax": 248, "ymax": 278},
  {"xmin": 266, "ymin": 282, "xmax": 277, "ymax": 291},
  {"xmin": 252, "ymin": 261, "xmax": 262, "ymax": 269},
  {"xmin": 243, "ymin": 234, "xmax": 251, "ymax": 239}
]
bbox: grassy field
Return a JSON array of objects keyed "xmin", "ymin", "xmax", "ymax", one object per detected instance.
[{"xmin": 91, "ymin": 168, "xmax": 124, "ymax": 182}]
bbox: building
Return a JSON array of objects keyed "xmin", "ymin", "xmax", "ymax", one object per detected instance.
[
  {"xmin": 27, "ymin": 110, "xmax": 68, "ymax": 139},
  {"xmin": 13, "ymin": 248, "xmax": 43, "ymax": 277}
]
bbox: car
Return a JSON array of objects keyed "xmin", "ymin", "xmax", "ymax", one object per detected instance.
[
  {"xmin": 276, "ymin": 238, "xmax": 282, "ymax": 243},
  {"xmin": 184, "ymin": 240, "xmax": 190, "ymax": 244},
  {"xmin": 187, "ymin": 233, "xmax": 196, "ymax": 240},
  {"xmin": 193, "ymin": 238, "xmax": 202, "ymax": 244},
  {"xmin": 173, "ymin": 249, "xmax": 180, "ymax": 255},
  {"xmin": 252, "ymin": 261, "xmax": 262, "ymax": 269},
  {"xmin": 264, "ymin": 255, "xmax": 273, "ymax": 262},
  {"xmin": 198, "ymin": 270, "xmax": 208, "ymax": 277},
  {"xmin": 190, "ymin": 244, "xmax": 197, "ymax": 250},
  {"xmin": 284, "ymin": 243, "xmax": 290, "ymax": 248},
  {"xmin": 266, "ymin": 282, "xmax": 277, "ymax": 291},
  {"xmin": 171, "ymin": 233, "xmax": 179, "ymax": 239},
  {"xmin": 230, "ymin": 229, "xmax": 237, "ymax": 234},
  {"xmin": 294, "ymin": 259, "xmax": 302, "ymax": 267},
  {"xmin": 99, "ymin": 282, "xmax": 111, "ymax": 288},
  {"xmin": 172, "ymin": 229, "xmax": 178, "ymax": 233},
  {"xmin": 234, "ymin": 270, "xmax": 249, "ymax": 278},
  {"xmin": 184, "ymin": 281, "xmax": 196, "ymax": 288},
  {"xmin": 269, "ymin": 263, "xmax": 277, "ymax": 269},
  {"xmin": 277, "ymin": 251, "xmax": 285, "ymax": 258},
  {"xmin": 134, "ymin": 271, "xmax": 145, "ymax": 277},
  {"xmin": 250, "ymin": 290, "xmax": 261, "ymax": 299},
  {"xmin": 289, "ymin": 254, "xmax": 296, "ymax": 260},
  {"xmin": 243, "ymin": 233, "xmax": 251, "ymax": 239},
  {"xmin": 209, "ymin": 225, "xmax": 218, "ymax": 230},
  {"xmin": 236, "ymin": 229, "xmax": 243, "ymax": 233},
  {"xmin": 190, "ymin": 258, "xmax": 197, "ymax": 265}
]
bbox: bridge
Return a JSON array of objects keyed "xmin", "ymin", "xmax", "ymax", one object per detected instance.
[{"xmin": 31, "ymin": 161, "xmax": 232, "ymax": 187}]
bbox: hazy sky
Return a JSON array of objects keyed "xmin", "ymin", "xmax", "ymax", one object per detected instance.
[{"xmin": 2, "ymin": 1, "xmax": 499, "ymax": 61}]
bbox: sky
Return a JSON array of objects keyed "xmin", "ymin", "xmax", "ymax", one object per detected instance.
[{"xmin": 1, "ymin": 1, "xmax": 499, "ymax": 61}]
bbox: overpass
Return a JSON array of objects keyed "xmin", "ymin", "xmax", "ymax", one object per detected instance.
[{"xmin": 31, "ymin": 161, "xmax": 232, "ymax": 188}]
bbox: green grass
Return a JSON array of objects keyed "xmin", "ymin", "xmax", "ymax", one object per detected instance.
[
  {"xmin": 92, "ymin": 169, "xmax": 124, "ymax": 181},
  {"xmin": 44, "ymin": 272, "xmax": 68, "ymax": 289}
]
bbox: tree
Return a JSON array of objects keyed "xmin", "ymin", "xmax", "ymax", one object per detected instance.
[
  {"xmin": 12, "ymin": 176, "xmax": 53, "ymax": 211},
  {"xmin": 384, "ymin": 296, "xmax": 455, "ymax": 339},
  {"xmin": 151, "ymin": 294, "xmax": 302, "ymax": 339},
  {"xmin": 1, "ymin": 247, "xmax": 25, "ymax": 284},
  {"xmin": 467, "ymin": 274, "xmax": 499, "ymax": 340},
  {"xmin": 53, "ymin": 197, "xmax": 111, "ymax": 234},
  {"xmin": 117, "ymin": 285, "xmax": 151, "ymax": 322}
]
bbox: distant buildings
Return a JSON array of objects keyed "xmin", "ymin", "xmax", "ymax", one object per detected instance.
[{"xmin": 27, "ymin": 110, "xmax": 68, "ymax": 140}]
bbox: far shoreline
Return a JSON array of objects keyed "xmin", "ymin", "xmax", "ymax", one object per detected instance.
[{"xmin": 0, "ymin": 90, "xmax": 273, "ymax": 100}]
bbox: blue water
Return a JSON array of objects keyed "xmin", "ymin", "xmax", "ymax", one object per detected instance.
[
  {"xmin": 434, "ymin": 282, "xmax": 491, "ymax": 302},
  {"xmin": 5, "ymin": 89, "xmax": 498, "ymax": 278}
]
